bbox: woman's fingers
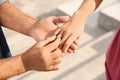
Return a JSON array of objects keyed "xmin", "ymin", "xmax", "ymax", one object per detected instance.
[
  {"xmin": 69, "ymin": 43, "xmax": 78, "ymax": 50},
  {"xmin": 67, "ymin": 36, "xmax": 81, "ymax": 53},
  {"xmin": 57, "ymin": 30, "xmax": 71, "ymax": 50},
  {"xmin": 61, "ymin": 30, "xmax": 71, "ymax": 44},
  {"xmin": 67, "ymin": 48, "xmax": 74, "ymax": 53},
  {"xmin": 62, "ymin": 34, "xmax": 77, "ymax": 53},
  {"xmin": 67, "ymin": 42, "xmax": 78, "ymax": 53},
  {"xmin": 74, "ymin": 36, "xmax": 81, "ymax": 45}
]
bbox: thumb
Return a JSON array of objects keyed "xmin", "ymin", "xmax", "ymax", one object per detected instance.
[
  {"xmin": 45, "ymin": 36, "xmax": 61, "ymax": 52},
  {"xmin": 53, "ymin": 16, "xmax": 70, "ymax": 24}
]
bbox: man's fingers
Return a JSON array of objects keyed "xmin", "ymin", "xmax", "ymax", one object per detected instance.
[
  {"xmin": 48, "ymin": 57, "xmax": 61, "ymax": 70},
  {"xmin": 48, "ymin": 65, "xmax": 59, "ymax": 71},
  {"xmin": 49, "ymin": 64, "xmax": 60, "ymax": 70},
  {"xmin": 53, "ymin": 57, "xmax": 61, "ymax": 65},
  {"xmin": 51, "ymin": 48, "xmax": 62, "ymax": 59},
  {"xmin": 45, "ymin": 37, "xmax": 61, "ymax": 51},
  {"xmin": 58, "ymin": 16, "xmax": 70, "ymax": 22},
  {"xmin": 52, "ymin": 57, "xmax": 61, "ymax": 70},
  {"xmin": 53, "ymin": 63, "xmax": 60, "ymax": 70},
  {"xmin": 38, "ymin": 36, "xmax": 56, "ymax": 47}
]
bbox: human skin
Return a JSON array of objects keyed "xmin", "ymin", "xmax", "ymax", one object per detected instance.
[
  {"xmin": 0, "ymin": 1, "xmax": 68, "ymax": 79},
  {"xmin": 0, "ymin": 36, "xmax": 61, "ymax": 79},
  {"xmin": 0, "ymin": 2, "xmax": 69, "ymax": 41},
  {"xmin": 0, "ymin": 1, "xmax": 78, "ymax": 53},
  {"xmin": 57, "ymin": 0, "xmax": 103, "ymax": 53}
]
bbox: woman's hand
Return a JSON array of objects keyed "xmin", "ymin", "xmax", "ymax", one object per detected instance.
[{"xmin": 57, "ymin": 17, "xmax": 85, "ymax": 53}]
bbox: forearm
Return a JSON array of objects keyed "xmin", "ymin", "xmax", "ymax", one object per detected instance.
[
  {"xmin": 71, "ymin": 0, "xmax": 103, "ymax": 24},
  {"xmin": 0, "ymin": 2, "xmax": 37, "ymax": 36},
  {"xmin": 0, "ymin": 55, "xmax": 26, "ymax": 79}
]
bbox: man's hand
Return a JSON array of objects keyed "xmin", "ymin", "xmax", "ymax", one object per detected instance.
[
  {"xmin": 0, "ymin": 36, "xmax": 61, "ymax": 79},
  {"xmin": 29, "ymin": 16, "xmax": 69, "ymax": 41},
  {"xmin": 22, "ymin": 36, "xmax": 62, "ymax": 71},
  {"xmin": 0, "ymin": 2, "xmax": 69, "ymax": 42}
]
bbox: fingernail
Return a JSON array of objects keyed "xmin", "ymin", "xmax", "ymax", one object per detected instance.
[
  {"xmin": 73, "ymin": 50, "xmax": 77, "ymax": 53},
  {"xmin": 57, "ymin": 23, "xmax": 64, "ymax": 28},
  {"xmin": 52, "ymin": 35, "xmax": 56, "ymax": 37},
  {"xmin": 63, "ymin": 51, "xmax": 66, "ymax": 54},
  {"xmin": 68, "ymin": 50, "xmax": 73, "ymax": 53},
  {"xmin": 57, "ymin": 35, "xmax": 62, "ymax": 39},
  {"xmin": 65, "ymin": 16, "xmax": 70, "ymax": 19},
  {"xmin": 61, "ymin": 53, "xmax": 65, "ymax": 57},
  {"xmin": 52, "ymin": 35, "xmax": 56, "ymax": 38}
]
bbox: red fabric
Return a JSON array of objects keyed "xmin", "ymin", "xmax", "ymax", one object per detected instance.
[{"xmin": 106, "ymin": 27, "xmax": 120, "ymax": 80}]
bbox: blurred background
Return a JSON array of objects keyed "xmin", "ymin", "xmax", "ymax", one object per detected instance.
[{"xmin": 2, "ymin": 0, "xmax": 120, "ymax": 80}]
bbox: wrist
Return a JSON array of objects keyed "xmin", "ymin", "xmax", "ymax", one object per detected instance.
[
  {"xmin": 27, "ymin": 20, "xmax": 40, "ymax": 41},
  {"xmin": 23, "ymin": 18, "xmax": 37, "ymax": 36},
  {"xmin": 73, "ymin": 10, "xmax": 87, "ymax": 21},
  {"xmin": 21, "ymin": 52, "xmax": 33, "ymax": 71},
  {"xmin": 70, "ymin": 11, "xmax": 87, "ymax": 26},
  {"xmin": 15, "ymin": 55, "xmax": 27, "ymax": 73},
  {"xmin": 28, "ymin": 20, "xmax": 46, "ymax": 41}
]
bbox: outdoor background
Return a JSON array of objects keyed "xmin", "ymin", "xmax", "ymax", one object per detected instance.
[{"xmin": 2, "ymin": 0, "xmax": 120, "ymax": 80}]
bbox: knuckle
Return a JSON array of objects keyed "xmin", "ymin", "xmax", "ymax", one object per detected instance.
[
  {"xmin": 55, "ymin": 58, "xmax": 61, "ymax": 63},
  {"xmin": 43, "ymin": 59, "xmax": 53, "ymax": 69},
  {"xmin": 35, "ymin": 46, "xmax": 42, "ymax": 53},
  {"xmin": 37, "ymin": 42, "xmax": 44, "ymax": 48},
  {"xmin": 43, "ymin": 62, "xmax": 49, "ymax": 69},
  {"xmin": 71, "ymin": 33, "xmax": 75, "ymax": 37},
  {"xmin": 59, "ymin": 61, "xmax": 61, "ymax": 64},
  {"xmin": 57, "ymin": 52, "xmax": 61, "ymax": 57},
  {"xmin": 66, "ymin": 30, "xmax": 72, "ymax": 35},
  {"xmin": 57, "ymin": 49, "xmax": 61, "ymax": 54},
  {"xmin": 38, "ymin": 48, "xmax": 45, "ymax": 54},
  {"xmin": 54, "ymin": 42, "xmax": 59, "ymax": 47},
  {"xmin": 65, "ymin": 43, "xmax": 69, "ymax": 47},
  {"xmin": 44, "ymin": 18, "xmax": 50, "ymax": 22},
  {"xmin": 41, "ymin": 47, "xmax": 46, "ymax": 52},
  {"xmin": 58, "ymin": 59, "xmax": 61, "ymax": 63},
  {"xmin": 56, "ymin": 54, "xmax": 61, "ymax": 58},
  {"xmin": 55, "ymin": 66, "xmax": 59, "ymax": 70}
]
